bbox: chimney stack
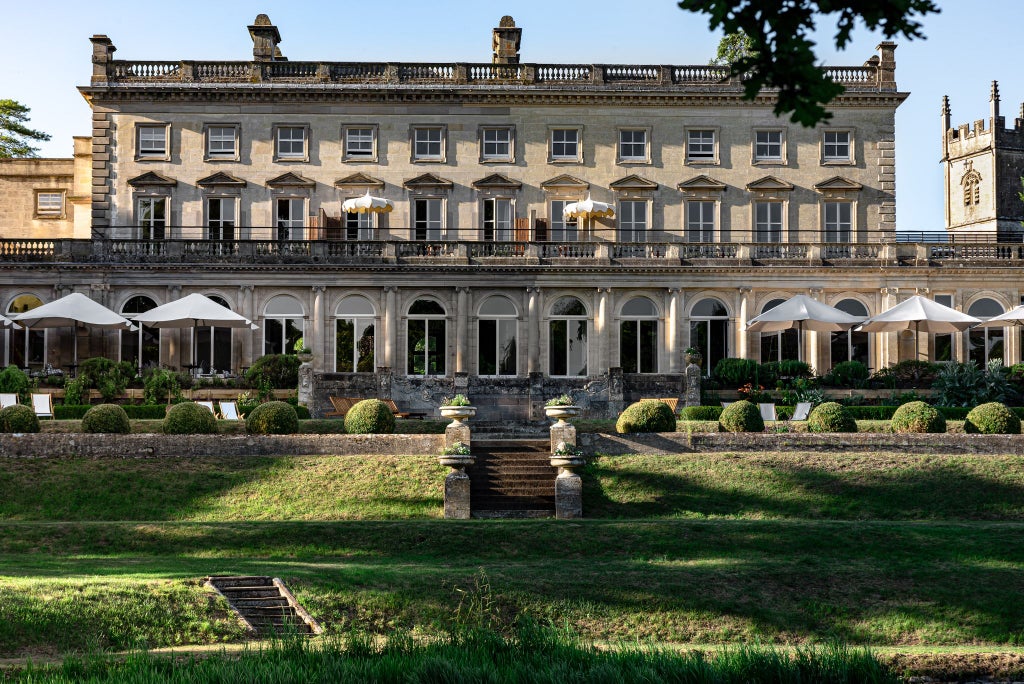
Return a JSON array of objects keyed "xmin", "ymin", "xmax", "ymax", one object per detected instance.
[
  {"xmin": 492, "ymin": 16, "xmax": 521, "ymax": 65},
  {"xmin": 249, "ymin": 14, "xmax": 282, "ymax": 62}
]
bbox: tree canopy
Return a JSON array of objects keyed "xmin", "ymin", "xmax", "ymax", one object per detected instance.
[
  {"xmin": 679, "ymin": 0, "xmax": 940, "ymax": 127},
  {"xmin": 0, "ymin": 100, "xmax": 51, "ymax": 158},
  {"xmin": 710, "ymin": 31, "xmax": 757, "ymax": 66}
]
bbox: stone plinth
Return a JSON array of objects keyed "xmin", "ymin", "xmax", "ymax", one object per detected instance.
[
  {"xmin": 445, "ymin": 423, "xmax": 471, "ymax": 450},
  {"xmin": 554, "ymin": 471, "xmax": 582, "ymax": 519},
  {"xmin": 297, "ymin": 361, "xmax": 313, "ymax": 407},
  {"xmin": 444, "ymin": 470, "xmax": 471, "ymax": 519},
  {"xmin": 549, "ymin": 421, "xmax": 576, "ymax": 453},
  {"xmin": 684, "ymin": 362, "xmax": 702, "ymax": 407}
]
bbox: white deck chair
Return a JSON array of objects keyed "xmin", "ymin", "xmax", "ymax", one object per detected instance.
[
  {"xmin": 790, "ymin": 402, "xmax": 813, "ymax": 422},
  {"xmin": 31, "ymin": 393, "xmax": 53, "ymax": 419},
  {"xmin": 720, "ymin": 401, "xmax": 734, "ymax": 409},
  {"xmin": 758, "ymin": 403, "xmax": 777, "ymax": 422},
  {"xmin": 219, "ymin": 400, "xmax": 241, "ymax": 421},
  {"xmin": 0, "ymin": 393, "xmax": 18, "ymax": 409},
  {"xmin": 195, "ymin": 400, "xmax": 216, "ymax": 416}
]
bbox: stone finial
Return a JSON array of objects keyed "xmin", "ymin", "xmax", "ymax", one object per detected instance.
[
  {"xmin": 492, "ymin": 15, "xmax": 522, "ymax": 65},
  {"xmin": 248, "ymin": 14, "xmax": 282, "ymax": 62},
  {"xmin": 990, "ymin": 80, "xmax": 1001, "ymax": 119}
]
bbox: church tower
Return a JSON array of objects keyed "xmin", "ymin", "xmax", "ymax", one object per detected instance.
[{"xmin": 942, "ymin": 82, "xmax": 1024, "ymax": 237}]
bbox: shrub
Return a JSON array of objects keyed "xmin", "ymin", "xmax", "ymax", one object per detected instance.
[
  {"xmin": 615, "ymin": 400, "xmax": 676, "ymax": 434},
  {"xmin": 806, "ymin": 402, "xmax": 857, "ymax": 433},
  {"xmin": 871, "ymin": 360, "xmax": 940, "ymax": 387},
  {"xmin": 142, "ymin": 368, "xmax": 184, "ymax": 405},
  {"xmin": 681, "ymin": 405, "xmax": 723, "ymax": 420},
  {"xmin": 78, "ymin": 358, "xmax": 135, "ymax": 401},
  {"xmin": 344, "ymin": 399, "xmax": 396, "ymax": 434},
  {"xmin": 245, "ymin": 354, "xmax": 300, "ymax": 390},
  {"xmin": 932, "ymin": 361, "xmax": 1015, "ymax": 408},
  {"xmin": 81, "ymin": 404, "xmax": 131, "ymax": 434},
  {"xmin": 964, "ymin": 402, "xmax": 1021, "ymax": 435},
  {"xmin": 246, "ymin": 400, "xmax": 299, "ymax": 435},
  {"xmin": 777, "ymin": 359, "xmax": 813, "ymax": 379},
  {"xmin": 163, "ymin": 401, "xmax": 218, "ymax": 435},
  {"xmin": 890, "ymin": 401, "xmax": 946, "ymax": 434},
  {"xmin": 0, "ymin": 405, "xmax": 39, "ymax": 433},
  {"xmin": 712, "ymin": 358, "xmax": 759, "ymax": 386},
  {"xmin": 63, "ymin": 376, "xmax": 87, "ymax": 405},
  {"xmin": 0, "ymin": 366, "xmax": 30, "ymax": 400},
  {"xmin": 719, "ymin": 400, "xmax": 764, "ymax": 432},
  {"xmin": 826, "ymin": 361, "xmax": 870, "ymax": 387}
]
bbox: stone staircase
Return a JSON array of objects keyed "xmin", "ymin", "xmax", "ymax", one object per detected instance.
[
  {"xmin": 207, "ymin": 575, "xmax": 320, "ymax": 636},
  {"xmin": 468, "ymin": 439, "xmax": 557, "ymax": 518}
]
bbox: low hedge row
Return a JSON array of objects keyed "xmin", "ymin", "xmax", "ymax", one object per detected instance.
[
  {"xmin": 53, "ymin": 403, "xmax": 311, "ymax": 420},
  {"xmin": 683, "ymin": 405, "xmax": 1024, "ymax": 421}
]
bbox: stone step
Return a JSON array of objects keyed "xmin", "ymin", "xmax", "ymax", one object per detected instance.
[
  {"xmin": 218, "ymin": 588, "xmax": 283, "ymax": 599},
  {"xmin": 472, "ymin": 509, "xmax": 554, "ymax": 519},
  {"xmin": 208, "ymin": 576, "xmax": 275, "ymax": 588},
  {"xmin": 208, "ymin": 576, "xmax": 319, "ymax": 637},
  {"xmin": 231, "ymin": 598, "xmax": 291, "ymax": 608}
]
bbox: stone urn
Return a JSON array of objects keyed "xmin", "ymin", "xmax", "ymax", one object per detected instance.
[
  {"xmin": 684, "ymin": 351, "xmax": 702, "ymax": 368},
  {"xmin": 544, "ymin": 404, "xmax": 581, "ymax": 425},
  {"xmin": 296, "ymin": 351, "xmax": 314, "ymax": 364},
  {"xmin": 439, "ymin": 405, "xmax": 477, "ymax": 426},
  {"xmin": 550, "ymin": 442, "xmax": 585, "ymax": 471},
  {"xmin": 438, "ymin": 452, "xmax": 475, "ymax": 471}
]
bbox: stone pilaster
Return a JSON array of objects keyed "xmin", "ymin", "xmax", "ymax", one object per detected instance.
[
  {"xmin": 311, "ymin": 286, "xmax": 325, "ymax": 373},
  {"xmin": 384, "ymin": 287, "xmax": 397, "ymax": 370}
]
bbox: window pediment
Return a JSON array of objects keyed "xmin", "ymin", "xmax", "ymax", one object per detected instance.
[
  {"xmin": 472, "ymin": 173, "xmax": 522, "ymax": 189},
  {"xmin": 197, "ymin": 172, "xmax": 247, "ymax": 188},
  {"xmin": 813, "ymin": 176, "xmax": 863, "ymax": 192},
  {"xmin": 403, "ymin": 173, "xmax": 454, "ymax": 189},
  {"xmin": 334, "ymin": 172, "xmax": 385, "ymax": 189},
  {"xmin": 677, "ymin": 174, "xmax": 726, "ymax": 192},
  {"xmin": 746, "ymin": 175, "xmax": 794, "ymax": 192},
  {"xmin": 127, "ymin": 172, "xmax": 177, "ymax": 187},
  {"xmin": 540, "ymin": 174, "xmax": 589, "ymax": 191},
  {"xmin": 266, "ymin": 172, "xmax": 315, "ymax": 188},
  {"xmin": 609, "ymin": 174, "xmax": 658, "ymax": 191}
]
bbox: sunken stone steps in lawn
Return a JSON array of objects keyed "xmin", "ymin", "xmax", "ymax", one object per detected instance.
[
  {"xmin": 468, "ymin": 440, "xmax": 558, "ymax": 518},
  {"xmin": 207, "ymin": 575, "xmax": 321, "ymax": 636}
]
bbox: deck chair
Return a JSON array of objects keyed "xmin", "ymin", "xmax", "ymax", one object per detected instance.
[
  {"xmin": 657, "ymin": 398, "xmax": 680, "ymax": 415},
  {"xmin": 720, "ymin": 401, "xmax": 734, "ymax": 409},
  {"xmin": 790, "ymin": 402, "xmax": 813, "ymax": 422},
  {"xmin": 325, "ymin": 396, "xmax": 357, "ymax": 418},
  {"xmin": 195, "ymin": 400, "xmax": 216, "ymax": 416},
  {"xmin": 382, "ymin": 398, "xmax": 427, "ymax": 419},
  {"xmin": 758, "ymin": 403, "xmax": 777, "ymax": 423},
  {"xmin": 31, "ymin": 393, "xmax": 53, "ymax": 419},
  {"xmin": 0, "ymin": 393, "xmax": 18, "ymax": 409},
  {"xmin": 219, "ymin": 400, "xmax": 241, "ymax": 420}
]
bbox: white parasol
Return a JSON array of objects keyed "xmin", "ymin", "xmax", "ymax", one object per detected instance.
[
  {"xmin": 746, "ymin": 294, "xmax": 865, "ymax": 362},
  {"xmin": 10, "ymin": 292, "xmax": 135, "ymax": 364},
  {"xmin": 341, "ymin": 191, "xmax": 393, "ymax": 214}
]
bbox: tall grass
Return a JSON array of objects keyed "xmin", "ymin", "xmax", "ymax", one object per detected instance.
[{"xmin": 19, "ymin": 624, "xmax": 897, "ymax": 683}]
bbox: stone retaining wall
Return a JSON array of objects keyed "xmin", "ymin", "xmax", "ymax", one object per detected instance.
[
  {"xmin": 579, "ymin": 431, "xmax": 1024, "ymax": 455},
  {"xmin": 0, "ymin": 433, "xmax": 444, "ymax": 458}
]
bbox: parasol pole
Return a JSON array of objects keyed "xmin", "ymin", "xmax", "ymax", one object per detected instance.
[{"xmin": 797, "ymin": 319, "xmax": 804, "ymax": 363}]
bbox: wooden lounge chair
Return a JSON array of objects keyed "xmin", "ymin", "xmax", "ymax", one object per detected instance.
[
  {"xmin": 31, "ymin": 393, "xmax": 53, "ymax": 419},
  {"xmin": 195, "ymin": 400, "xmax": 216, "ymax": 416},
  {"xmin": 0, "ymin": 393, "xmax": 18, "ymax": 409},
  {"xmin": 382, "ymin": 398, "xmax": 426, "ymax": 420},
  {"xmin": 657, "ymin": 398, "xmax": 680, "ymax": 415},
  {"xmin": 325, "ymin": 396, "xmax": 358, "ymax": 418},
  {"xmin": 790, "ymin": 402, "xmax": 813, "ymax": 422},
  {"xmin": 219, "ymin": 400, "xmax": 242, "ymax": 420}
]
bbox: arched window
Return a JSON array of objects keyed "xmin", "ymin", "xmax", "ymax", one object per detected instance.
[
  {"xmin": 620, "ymin": 296, "xmax": 658, "ymax": 373},
  {"xmin": 197, "ymin": 295, "xmax": 233, "ymax": 373},
  {"xmin": 549, "ymin": 296, "xmax": 588, "ymax": 376},
  {"xmin": 6, "ymin": 294, "xmax": 44, "ymax": 369},
  {"xmin": 478, "ymin": 296, "xmax": 517, "ymax": 376},
  {"xmin": 969, "ymin": 298, "xmax": 1005, "ymax": 367},
  {"xmin": 336, "ymin": 296, "xmax": 375, "ymax": 372},
  {"xmin": 121, "ymin": 296, "xmax": 160, "ymax": 371},
  {"xmin": 689, "ymin": 298, "xmax": 728, "ymax": 372},
  {"xmin": 829, "ymin": 298, "xmax": 869, "ymax": 367},
  {"xmin": 263, "ymin": 295, "xmax": 304, "ymax": 356},
  {"xmin": 759, "ymin": 298, "xmax": 799, "ymax": 363},
  {"xmin": 407, "ymin": 299, "xmax": 446, "ymax": 376}
]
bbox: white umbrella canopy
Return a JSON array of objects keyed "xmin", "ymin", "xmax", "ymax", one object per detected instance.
[
  {"xmin": 563, "ymin": 193, "xmax": 615, "ymax": 220},
  {"xmin": 131, "ymin": 293, "xmax": 255, "ymax": 329},
  {"xmin": 856, "ymin": 295, "xmax": 980, "ymax": 334},
  {"xmin": 10, "ymin": 292, "xmax": 135, "ymax": 365},
  {"xmin": 746, "ymin": 295, "xmax": 864, "ymax": 333},
  {"xmin": 341, "ymin": 190, "xmax": 393, "ymax": 214},
  {"xmin": 972, "ymin": 304, "xmax": 1024, "ymax": 329},
  {"xmin": 0, "ymin": 314, "xmax": 20, "ymax": 330}
]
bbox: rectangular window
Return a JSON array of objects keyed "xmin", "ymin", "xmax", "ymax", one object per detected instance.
[
  {"xmin": 137, "ymin": 125, "xmax": 167, "ymax": 158},
  {"xmin": 550, "ymin": 129, "xmax": 579, "ymax": 160},
  {"xmin": 687, "ymin": 130, "xmax": 715, "ymax": 161},
  {"xmin": 481, "ymin": 128, "xmax": 512, "ymax": 161},
  {"xmin": 206, "ymin": 197, "xmax": 236, "ymax": 241},
  {"xmin": 206, "ymin": 126, "xmax": 237, "ymax": 159},
  {"xmin": 549, "ymin": 200, "xmax": 579, "ymax": 241},
  {"xmin": 344, "ymin": 127, "xmax": 375, "ymax": 159},
  {"xmin": 276, "ymin": 126, "xmax": 306, "ymax": 159},
  {"xmin": 36, "ymin": 192, "xmax": 63, "ymax": 216},
  {"xmin": 619, "ymin": 129, "xmax": 647, "ymax": 161},
  {"xmin": 276, "ymin": 198, "xmax": 305, "ymax": 240},
  {"xmin": 620, "ymin": 320, "xmax": 658, "ymax": 373},
  {"xmin": 413, "ymin": 198, "xmax": 443, "ymax": 240},
  {"xmin": 823, "ymin": 201, "xmax": 852, "ymax": 242},
  {"xmin": 754, "ymin": 130, "xmax": 782, "ymax": 161},
  {"xmin": 413, "ymin": 127, "xmax": 444, "ymax": 160},
  {"xmin": 336, "ymin": 318, "xmax": 375, "ymax": 372},
  {"xmin": 686, "ymin": 200, "xmax": 715, "ymax": 242},
  {"xmin": 754, "ymin": 201, "xmax": 783, "ymax": 242},
  {"xmin": 478, "ymin": 319, "xmax": 517, "ymax": 376},
  {"xmin": 618, "ymin": 200, "xmax": 647, "ymax": 242},
  {"xmin": 344, "ymin": 211, "xmax": 373, "ymax": 241},
  {"xmin": 934, "ymin": 294, "xmax": 953, "ymax": 362},
  {"xmin": 407, "ymin": 319, "xmax": 446, "ymax": 375},
  {"xmin": 549, "ymin": 318, "xmax": 588, "ymax": 377},
  {"xmin": 482, "ymin": 198, "xmax": 513, "ymax": 241},
  {"xmin": 824, "ymin": 130, "xmax": 851, "ymax": 161},
  {"xmin": 137, "ymin": 197, "xmax": 167, "ymax": 241}
]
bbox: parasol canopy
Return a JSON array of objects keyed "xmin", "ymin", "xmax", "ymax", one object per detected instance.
[
  {"xmin": 746, "ymin": 294, "xmax": 864, "ymax": 363},
  {"xmin": 972, "ymin": 304, "xmax": 1024, "ymax": 329},
  {"xmin": 563, "ymin": 193, "xmax": 615, "ymax": 220},
  {"xmin": 10, "ymin": 292, "xmax": 135, "ymax": 365},
  {"xmin": 131, "ymin": 293, "xmax": 256, "ymax": 329},
  {"xmin": 341, "ymin": 191, "xmax": 393, "ymax": 214},
  {"xmin": 856, "ymin": 295, "xmax": 979, "ymax": 334}
]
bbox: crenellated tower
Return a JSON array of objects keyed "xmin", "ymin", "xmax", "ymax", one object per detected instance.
[{"xmin": 942, "ymin": 81, "xmax": 1024, "ymax": 237}]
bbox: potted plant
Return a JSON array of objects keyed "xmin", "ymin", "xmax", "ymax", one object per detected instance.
[
  {"xmin": 684, "ymin": 346, "xmax": 703, "ymax": 368},
  {"xmin": 438, "ymin": 440, "xmax": 474, "ymax": 471},
  {"xmin": 439, "ymin": 394, "xmax": 476, "ymax": 424},
  {"xmin": 293, "ymin": 338, "xmax": 313, "ymax": 363},
  {"xmin": 544, "ymin": 394, "xmax": 580, "ymax": 424},
  {"xmin": 550, "ymin": 440, "xmax": 586, "ymax": 470}
]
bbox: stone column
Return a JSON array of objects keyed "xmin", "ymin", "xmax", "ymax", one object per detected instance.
[
  {"xmin": 311, "ymin": 286, "xmax": 325, "ymax": 372},
  {"xmin": 666, "ymin": 288, "xmax": 681, "ymax": 373},
  {"xmin": 880, "ymin": 287, "xmax": 899, "ymax": 365},
  {"xmin": 737, "ymin": 286, "xmax": 752, "ymax": 360},
  {"xmin": 527, "ymin": 287, "xmax": 542, "ymax": 374},
  {"xmin": 808, "ymin": 287, "xmax": 823, "ymax": 369},
  {"xmin": 455, "ymin": 287, "xmax": 469, "ymax": 373},
  {"xmin": 549, "ymin": 417, "xmax": 583, "ymax": 520},
  {"xmin": 166, "ymin": 284, "xmax": 182, "ymax": 369},
  {"xmin": 384, "ymin": 287, "xmax": 397, "ymax": 369},
  {"xmin": 239, "ymin": 284, "xmax": 254, "ymax": 371},
  {"xmin": 595, "ymin": 288, "xmax": 610, "ymax": 374}
]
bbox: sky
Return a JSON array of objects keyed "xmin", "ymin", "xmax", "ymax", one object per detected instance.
[{"xmin": 3, "ymin": 0, "xmax": 1021, "ymax": 233}]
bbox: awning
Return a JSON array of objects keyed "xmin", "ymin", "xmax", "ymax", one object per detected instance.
[
  {"xmin": 563, "ymin": 193, "xmax": 615, "ymax": 220},
  {"xmin": 341, "ymin": 191, "xmax": 394, "ymax": 214}
]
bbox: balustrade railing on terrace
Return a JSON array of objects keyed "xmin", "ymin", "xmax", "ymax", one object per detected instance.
[
  {"xmin": 97, "ymin": 59, "xmax": 888, "ymax": 89},
  {"xmin": 9, "ymin": 230, "xmax": 1024, "ymax": 266}
]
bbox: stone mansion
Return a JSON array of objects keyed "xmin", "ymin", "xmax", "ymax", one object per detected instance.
[{"xmin": 2, "ymin": 15, "xmax": 1024, "ymax": 418}]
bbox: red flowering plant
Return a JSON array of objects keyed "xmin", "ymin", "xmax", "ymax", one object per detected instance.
[{"xmin": 737, "ymin": 383, "xmax": 772, "ymax": 403}]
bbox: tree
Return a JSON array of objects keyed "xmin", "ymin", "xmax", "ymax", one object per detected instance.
[
  {"xmin": 0, "ymin": 100, "xmax": 51, "ymax": 158},
  {"xmin": 710, "ymin": 31, "xmax": 757, "ymax": 66},
  {"xmin": 679, "ymin": 0, "xmax": 940, "ymax": 127}
]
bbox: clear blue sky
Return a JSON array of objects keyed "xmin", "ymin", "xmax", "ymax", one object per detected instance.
[{"xmin": 4, "ymin": 0, "xmax": 1021, "ymax": 232}]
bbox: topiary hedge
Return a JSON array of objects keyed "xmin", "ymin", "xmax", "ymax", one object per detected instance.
[
  {"xmin": 163, "ymin": 401, "xmax": 218, "ymax": 435},
  {"xmin": 806, "ymin": 402, "xmax": 857, "ymax": 433},
  {"xmin": 344, "ymin": 399, "xmax": 396, "ymax": 434},
  {"xmin": 718, "ymin": 400, "xmax": 764, "ymax": 433},
  {"xmin": 0, "ymin": 405, "xmax": 39, "ymax": 433},
  {"xmin": 890, "ymin": 401, "xmax": 946, "ymax": 434},
  {"xmin": 246, "ymin": 400, "xmax": 299, "ymax": 435},
  {"xmin": 680, "ymin": 405, "xmax": 723, "ymax": 421},
  {"xmin": 615, "ymin": 400, "xmax": 677, "ymax": 434},
  {"xmin": 81, "ymin": 404, "xmax": 131, "ymax": 434},
  {"xmin": 55, "ymin": 405, "xmax": 171, "ymax": 420},
  {"xmin": 964, "ymin": 402, "xmax": 1021, "ymax": 435}
]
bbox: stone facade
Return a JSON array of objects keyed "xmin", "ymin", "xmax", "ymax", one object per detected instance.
[{"xmin": 0, "ymin": 137, "xmax": 91, "ymax": 240}]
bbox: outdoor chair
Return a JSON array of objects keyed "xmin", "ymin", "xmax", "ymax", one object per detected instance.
[
  {"xmin": 219, "ymin": 400, "xmax": 241, "ymax": 420},
  {"xmin": 31, "ymin": 393, "xmax": 53, "ymax": 419},
  {"xmin": 758, "ymin": 403, "xmax": 777, "ymax": 423},
  {"xmin": 382, "ymin": 398, "xmax": 427, "ymax": 420},
  {"xmin": 790, "ymin": 402, "xmax": 813, "ymax": 422},
  {"xmin": 195, "ymin": 400, "xmax": 216, "ymax": 416},
  {"xmin": 325, "ymin": 396, "xmax": 358, "ymax": 418},
  {"xmin": 720, "ymin": 401, "xmax": 734, "ymax": 409},
  {"xmin": 657, "ymin": 398, "xmax": 680, "ymax": 415},
  {"xmin": 0, "ymin": 393, "xmax": 18, "ymax": 409}
]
